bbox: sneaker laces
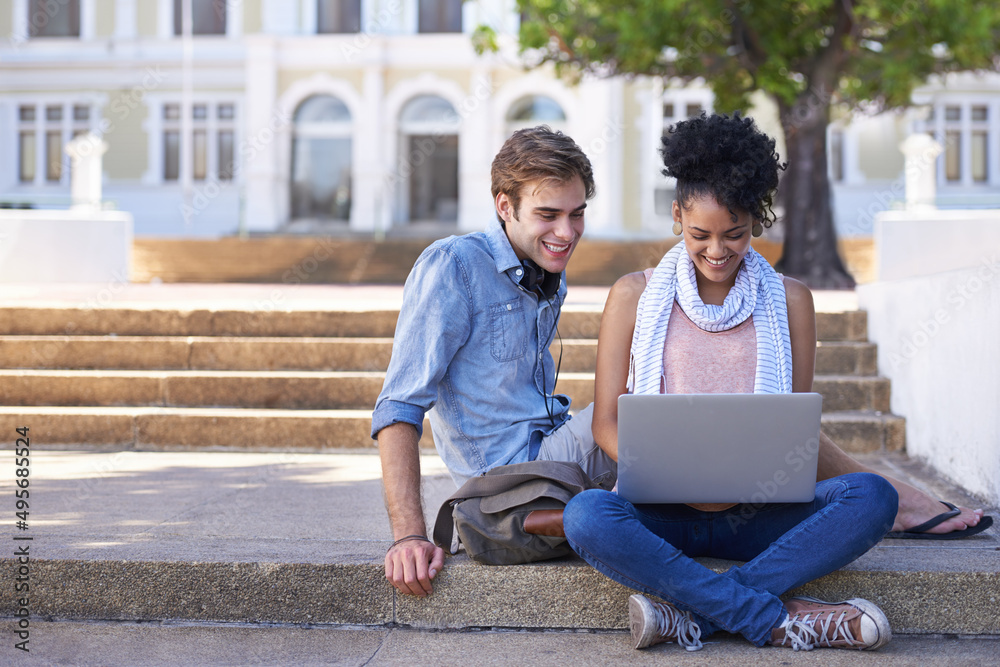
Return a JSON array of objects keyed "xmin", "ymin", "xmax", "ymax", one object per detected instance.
[
  {"xmin": 780, "ymin": 609, "xmax": 860, "ymax": 651},
  {"xmin": 651, "ymin": 601, "xmax": 704, "ymax": 652}
]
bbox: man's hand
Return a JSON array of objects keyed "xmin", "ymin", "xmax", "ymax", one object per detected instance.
[{"xmin": 385, "ymin": 537, "xmax": 446, "ymax": 597}]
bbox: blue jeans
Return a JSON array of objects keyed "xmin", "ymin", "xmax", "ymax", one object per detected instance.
[{"xmin": 563, "ymin": 472, "xmax": 897, "ymax": 646}]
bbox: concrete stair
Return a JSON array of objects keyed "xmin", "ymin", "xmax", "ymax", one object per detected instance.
[
  {"xmin": 0, "ymin": 306, "xmax": 903, "ymax": 453},
  {"xmin": 2, "ymin": 284, "xmax": 995, "ymax": 637}
]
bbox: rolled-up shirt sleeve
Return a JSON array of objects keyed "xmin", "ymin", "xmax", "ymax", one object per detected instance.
[{"xmin": 371, "ymin": 246, "xmax": 473, "ymax": 440}]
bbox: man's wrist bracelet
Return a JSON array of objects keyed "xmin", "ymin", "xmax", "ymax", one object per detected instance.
[{"xmin": 390, "ymin": 534, "xmax": 431, "ymax": 550}]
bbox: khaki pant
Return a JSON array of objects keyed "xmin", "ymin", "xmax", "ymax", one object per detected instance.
[{"xmin": 536, "ymin": 403, "xmax": 617, "ymax": 489}]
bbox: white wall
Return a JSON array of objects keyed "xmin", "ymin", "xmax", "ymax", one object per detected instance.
[
  {"xmin": 0, "ymin": 210, "xmax": 133, "ymax": 282},
  {"xmin": 873, "ymin": 210, "xmax": 1000, "ymax": 281},
  {"xmin": 857, "ymin": 212, "xmax": 1000, "ymax": 506}
]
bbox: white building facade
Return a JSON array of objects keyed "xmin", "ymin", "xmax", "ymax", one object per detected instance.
[{"xmin": 3, "ymin": 0, "xmax": 1000, "ymax": 238}]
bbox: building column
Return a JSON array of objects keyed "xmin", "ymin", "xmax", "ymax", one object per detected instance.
[
  {"xmin": 114, "ymin": 0, "xmax": 138, "ymax": 40},
  {"xmin": 576, "ymin": 77, "xmax": 624, "ymax": 237},
  {"xmin": 242, "ymin": 35, "xmax": 282, "ymax": 232},
  {"xmin": 458, "ymin": 67, "xmax": 495, "ymax": 232},
  {"xmin": 353, "ymin": 63, "xmax": 384, "ymax": 234}
]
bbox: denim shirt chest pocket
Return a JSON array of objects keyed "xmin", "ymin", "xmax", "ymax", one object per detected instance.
[{"xmin": 489, "ymin": 298, "xmax": 528, "ymax": 362}]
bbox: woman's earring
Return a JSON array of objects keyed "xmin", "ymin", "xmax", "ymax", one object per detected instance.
[
  {"xmin": 751, "ymin": 222, "xmax": 763, "ymax": 238},
  {"xmin": 672, "ymin": 221, "xmax": 682, "ymax": 236}
]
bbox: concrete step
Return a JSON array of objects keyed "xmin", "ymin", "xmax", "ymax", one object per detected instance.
[
  {"xmin": 0, "ymin": 335, "xmax": 396, "ymax": 372},
  {"xmin": 0, "ymin": 369, "xmax": 893, "ymax": 413},
  {"xmin": 815, "ymin": 340, "xmax": 877, "ymax": 376},
  {"xmin": 0, "ymin": 307, "xmax": 869, "ymax": 342},
  {"xmin": 2, "ymin": 449, "xmax": 994, "ymax": 634},
  {"xmin": 0, "ymin": 406, "xmax": 900, "ymax": 453},
  {"xmin": 552, "ymin": 374, "xmax": 891, "ymax": 414},
  {"xmin": 0, "ymin": 406, "xmax": 387, "ymax": 450},
  {"xmin": 0, "ymin": 335, "xmax": 879, "ymax": 376}
]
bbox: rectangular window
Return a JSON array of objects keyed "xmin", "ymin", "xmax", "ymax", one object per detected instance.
[
  {"xmin": 218, "ymin": 130, "xmax": 234, "ymax": 181},
  {"xmin": 685, "ymin": 103, "xmax": 702, "ymax": 118},
  {"xmin": 972, "ymin": 131, "xmax": 988, "ymax": 183},
  {"xmin": 46, "ymin": 105, "xmax": 63, "ymax": 122},
  {"xmin": 160, "ymin": 101, "xmax": 236, "ymax": 181},
  {"xmin": 662, "ymin": 103, "xmax": 675, "ymax": 119},
  {"xmin": 192, "ymin": 129, "xmax": 207, "ymax": 180},
  {"xmin": 945, "ymin": 131, "xmax": 961, "ymax": 182},
  {"xmin": 73, "ymin": 105, "xmax": 90, "ymax": 122},
  {"xmin": 28, "ymin": 0, "xmax": 80, "ymax": 37},
  {"xmin": 19, "ymin": 132, "xmax": 36, "ymax": 182},
  {"xmin": 418, "ymin": 0, "xmax": 462, "ymax": 33},
  {"xmin": 164, "ymin": 130, "xmax": 180, "ymax": 181},
  {"xmin": 19, "ymin": 106, "xmax": 36, "ymax": 122},
  {"xmin": 945, "ymin": 106, "xmax": 961, "ymax": 122},
  {"xmin": 972, "ymin": 106, "xmax": 988, "ymax": 122},
  {"xmin": 174, "ymin": 0, "xmax": 227, "ymax": 35},
  {"xmin": 46, "ymin": 130, "xmax": 63, "ymax": 182},
  {"xmin": 318, "ymin": 0, "xmax": 362, "ymax": 33}
]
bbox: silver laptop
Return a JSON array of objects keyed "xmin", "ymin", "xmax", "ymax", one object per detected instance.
[{"xmin": 616, "ymin": 393, "xmax": 822, "ymax": 504}]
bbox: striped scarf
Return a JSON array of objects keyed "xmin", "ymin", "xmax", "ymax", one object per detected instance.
[{"xmin": 627, "ymin": 241, "xmax": 793, "ymax": 395}]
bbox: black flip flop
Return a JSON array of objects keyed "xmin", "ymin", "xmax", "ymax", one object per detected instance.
[{"xmin": 884, "ymin": 501, "xmax": 994, "ymax": 540}]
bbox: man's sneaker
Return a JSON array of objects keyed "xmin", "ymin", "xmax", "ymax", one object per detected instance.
[
  {"xmin": 628, "ymin": 594, "xmax": 703, "ymax": 651},
  {"xmin": 769, "ymin": 596, "xmax": 891, "ymax": 651}
]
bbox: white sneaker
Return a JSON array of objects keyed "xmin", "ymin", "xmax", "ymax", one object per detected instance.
[{"xmin": 628, "ymin": 593, "xmax": 703, "ymax": 651}]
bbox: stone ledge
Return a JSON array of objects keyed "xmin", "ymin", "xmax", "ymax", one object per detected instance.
[{"xmin": 3, "ymin": 544, "xmax": 997, "ymax": 634}]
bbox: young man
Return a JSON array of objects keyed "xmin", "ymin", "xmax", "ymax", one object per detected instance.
[
  {"xmin": 372, "ymin": 126, "xmax": 989, "ymax": 600},
  {"xmin": 372, "ymin": 127, "xmax": 617, "ymax": 598}
]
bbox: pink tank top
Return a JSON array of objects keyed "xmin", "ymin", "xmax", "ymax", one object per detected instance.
[{"xmin": 643, "ymin": 269, "xmax": 757, "ymax": 394}]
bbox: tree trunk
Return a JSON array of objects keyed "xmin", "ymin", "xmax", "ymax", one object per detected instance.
[{"xmin": 776, "ymin": 96, "xmax": 855, "ymax": 289}]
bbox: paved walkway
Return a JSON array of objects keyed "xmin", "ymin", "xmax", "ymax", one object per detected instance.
[{"xmin": 2, "ymin": 620, "xmax": 997, "ymax": 666}]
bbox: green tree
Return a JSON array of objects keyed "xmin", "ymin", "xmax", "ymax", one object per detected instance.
[{"xmin": 493, "ymin": 0, "xmax": 1000, "ymax": 287}]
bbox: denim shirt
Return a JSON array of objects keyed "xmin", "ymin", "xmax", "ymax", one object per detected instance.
[{"xmin": 370, "ymin": 220, "xmax": 571, "ymax": 484}]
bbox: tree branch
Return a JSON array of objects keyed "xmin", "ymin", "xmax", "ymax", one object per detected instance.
[{"xmin": 729, "ymin": 2, "xmax": 768, "ymax": 73}]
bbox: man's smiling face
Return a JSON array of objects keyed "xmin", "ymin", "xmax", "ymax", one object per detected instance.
[{"xmin": 496, "ymin": 176, "xmax": 587, "ymax": 275}]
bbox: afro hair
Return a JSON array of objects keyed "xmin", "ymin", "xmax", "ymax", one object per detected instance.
[{"xmin": 660, "ymin": 112, "xmax": 785, "ymax": 226}]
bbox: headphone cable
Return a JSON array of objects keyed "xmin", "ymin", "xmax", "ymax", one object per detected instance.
[{"xmin": 541, "ymin": 294, "xmax": 563, "ymax": 427}]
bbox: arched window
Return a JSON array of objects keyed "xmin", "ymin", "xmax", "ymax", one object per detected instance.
[
  {"xmin": 505, "ymin": 95, "xmax": 566, "ymax": 136},
  {"xmin": 397, "ymin": 95, "xmax": 459, "ymax": 223},
  {"xmin": 291, "ymin": 95, "xmax": 352, "ymax": 221}
]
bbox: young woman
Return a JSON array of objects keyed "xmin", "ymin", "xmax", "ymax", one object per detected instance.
[{"xmin": 563, "ymin": 113, "xmax": 898, "ymax": 652}]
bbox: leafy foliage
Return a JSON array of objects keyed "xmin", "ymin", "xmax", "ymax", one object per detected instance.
[{"xmin": 512, "ymin": 0, "xmax": 1000, "ymax": 116}]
